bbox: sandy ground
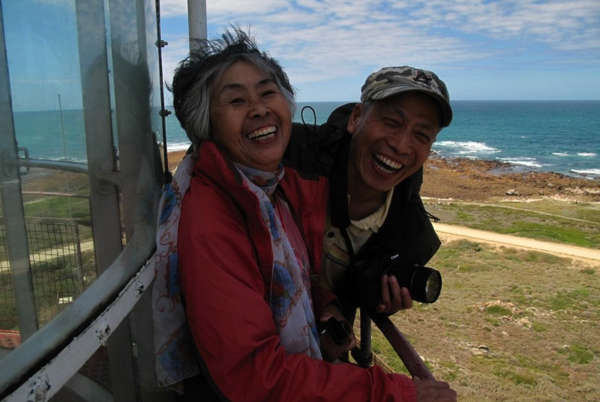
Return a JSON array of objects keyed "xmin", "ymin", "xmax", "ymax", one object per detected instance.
[{"xmin": 434, "ymin": 223, "xmax": 600, "ymax": 265}]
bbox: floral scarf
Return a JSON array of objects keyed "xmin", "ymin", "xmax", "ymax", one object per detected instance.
[
  {"xmin": 151, "ymin": 154, "xmax": 199, "ymax": 388},
  {"xmin": 234, "ymin": 163, "xmax": 322, "ymax": 359}
]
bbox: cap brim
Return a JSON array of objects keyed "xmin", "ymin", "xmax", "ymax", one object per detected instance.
[{"xmin": 370, "ymin": 85, "xmax": 452, "ymax": 127}]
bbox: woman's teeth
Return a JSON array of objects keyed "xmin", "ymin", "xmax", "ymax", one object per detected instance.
[
  {"xmin": 374, "ymin": 154, "xmax": 403, "ymax": 173},
  {"xmin": 247, "ymin": 126, "xmax": 276, "ymax": 141}
]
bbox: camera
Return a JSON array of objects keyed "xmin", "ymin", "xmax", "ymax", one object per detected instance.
[{"xmin": 351, "ymin": 254, "xmax": 442, "ymax": 314}]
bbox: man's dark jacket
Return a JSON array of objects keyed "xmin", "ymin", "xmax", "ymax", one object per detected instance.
[{"xmin": 285, "ymin": 103, "xmax": 440, "ymax": 306}]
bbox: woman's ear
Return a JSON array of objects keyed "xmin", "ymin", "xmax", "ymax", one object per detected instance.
[{"xmin": 346, "ymin": 104, "xmax": 364, "ymax": 135}]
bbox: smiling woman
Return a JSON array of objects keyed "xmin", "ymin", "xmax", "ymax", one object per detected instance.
[
  {"xmin": 209, "ymin": 61, "xmax": 292, "ymax": 171},
  {"xmin": 170, "ymin": 29, "xmax": 295, "ymax": 146}
]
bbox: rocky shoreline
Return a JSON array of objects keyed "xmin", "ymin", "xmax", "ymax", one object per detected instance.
[{"xmin": 422, "ymin": 155, "xmax": 600, "ymax": 202}]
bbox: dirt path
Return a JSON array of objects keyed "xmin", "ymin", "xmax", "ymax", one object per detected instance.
[{"xmin": 433, "ymin": 223, "xmax": 600, "ymax": 266}]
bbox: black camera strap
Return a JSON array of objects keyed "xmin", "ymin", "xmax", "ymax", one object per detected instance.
[
  {"xmin": 337, "ymin": 226, "xmax": 375, "ymax": 367},
  {"xmin": 339, "ymin": 227, "xmax": 356, "ymax": 260}
]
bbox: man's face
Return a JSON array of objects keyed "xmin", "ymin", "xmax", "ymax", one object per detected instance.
[
  {"xmin": 347, "ymin": 92, "xmax": 441, "ymax": 197},
  {"xmin": 210, "ymin": 61, "xmax": 292, "ymax": 172}
]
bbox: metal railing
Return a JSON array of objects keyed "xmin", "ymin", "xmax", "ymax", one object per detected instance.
[{"xmin": 0, "ymin": 218, "xmax": 94, "ymax": 332}]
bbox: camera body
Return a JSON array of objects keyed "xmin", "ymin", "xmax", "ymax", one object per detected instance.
[{"xmin": 351, "ymin": 254, "xmax": 442, "ymax": 314}]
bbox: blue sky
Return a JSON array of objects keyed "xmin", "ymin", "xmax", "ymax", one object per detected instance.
[
  {"xmin": 158, "ymin": 0, "xmax": 600, "ymax": 102},
  {"xmin": 3, "ymin": 0, "xmax": 600, "ymax": 111}
]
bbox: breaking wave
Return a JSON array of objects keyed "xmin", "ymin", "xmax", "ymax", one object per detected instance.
[
  {"xmin": 571, "ymin": 168, "xmax": 600, "ymax": 177},
  {"xmin": 499, "ymin": 157, "xmax": 543, "ymax": 168},
  {"xmin": 434, "ymin": 141, "xmax": 500, "ymax": 155}
]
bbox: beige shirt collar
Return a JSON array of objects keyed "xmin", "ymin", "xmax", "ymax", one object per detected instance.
[{"xmin": 350, "ymin": 188, "xmax": 394, "ymax": 233}]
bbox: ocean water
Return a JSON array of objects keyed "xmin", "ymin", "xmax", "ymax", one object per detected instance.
[{"xmin": 11, "ymin": 101, "xmax": 600, "ymax": 178}]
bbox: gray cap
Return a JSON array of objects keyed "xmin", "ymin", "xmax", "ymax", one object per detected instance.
[{"xmin": 360, "ymin": 66, "xmax": 452, "ymax": 127}]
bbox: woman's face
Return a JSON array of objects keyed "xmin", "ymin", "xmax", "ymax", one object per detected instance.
[{"xmin": 210, "ymin": 61, "xmax": 292, "ymax": 172}]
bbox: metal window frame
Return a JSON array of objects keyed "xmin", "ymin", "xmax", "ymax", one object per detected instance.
[
  {"xmin": 0, "ymin": 0, "xmax": 162, "ymax": 398},
  {"xmin": 0, "ymin": 2, "xmax": 38, "ymax": 341}
]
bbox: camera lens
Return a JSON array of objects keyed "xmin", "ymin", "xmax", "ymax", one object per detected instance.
[
  {"xmin": 424, "ymin": 270, "xmax": 442, "ymax": 303},
  {"xmin": 410, "ymin": 267, "xmax": 442, "ymax": 303}
]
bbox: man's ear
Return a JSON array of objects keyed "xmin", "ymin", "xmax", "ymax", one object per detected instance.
[{"xmin": 346, "ymin": 104, "xmax": 364, "ymax": 135}]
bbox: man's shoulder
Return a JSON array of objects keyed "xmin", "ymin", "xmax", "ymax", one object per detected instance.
[
  {"xmin": 322, "ymin": 103, "xmax": 356, "ymax": 129},
  {"xmin": 285, "ymin": 103, "xmax": 356, "ymax": 177}
]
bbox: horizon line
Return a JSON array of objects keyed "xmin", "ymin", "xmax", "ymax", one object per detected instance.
[{"xmin": 12, "ymin": 99, "xmax": 600, "ymax": 113}]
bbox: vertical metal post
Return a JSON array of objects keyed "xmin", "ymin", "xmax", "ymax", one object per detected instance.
[
  {"xmin": 74, "ymin": 0, "xmax": 123, "ymax": 274},
  {"xmin": 73, "ymin": 222, "xmax": 85, "ymax": 293},
  {"xmin": 108, "ymin": 0, "xmax": 167, "ymax": 400},
  {"xmin": 74, "ymin": 1, "xmax": 136, "ymax": 401},
  {"xmin": 0, "ymin": 1, "xmax": 38, "ymax": 340},
  {"xmin": 187, "ymin": 0, "xmax": 207, "ymax": 51},
  {"xmin": 355, "ymin": 309, "xmax": 373, "ymax": 367}
]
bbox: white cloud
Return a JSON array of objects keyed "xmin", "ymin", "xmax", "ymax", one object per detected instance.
[
  {"xmin": 411, "ymin": 0, "xmax": 600, "ymax": 49},
  {"xmin": 38, "ymin": 0, "xmax": 72, "ymax": 5},
  {"xmin": 158, "ymin": 0, "xmax": 599, "ymax": 96},
  {"xmin": 159, "ymin": 0, "xmax": 187, "ymax": 17},
  {"xmin": 161, "ymin": 36, "xmax": 190, "ymax": 80},
  {"xmin": 207, "ymin": 0, "xmax": 290, "ymax": 17}
]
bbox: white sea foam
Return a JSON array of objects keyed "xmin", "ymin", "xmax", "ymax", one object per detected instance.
[
  {"xmin": 435, "ymin": 141, "xmax": 499, "ymax": 155},
  {"xmin": 552, "ymin": 152, "xmax": 569, "ymax": 157},
  {"xmin": 577, "ymin": 152, "xmax": 597, "ymax": 157},
  {"xmin": 167, "ymin": 141, "xmax": 192, "ymax": 152},
  {"xmin": 500, "ymin": 157, "xmax": 543, "ymax": 168},
  {"xmin": 571, "ymin": 169, "xmax": 600, "ymax": 176}
]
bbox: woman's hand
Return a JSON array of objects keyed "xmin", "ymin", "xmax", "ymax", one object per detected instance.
[
  {"xmin": 319, "ymin": 304, "xmax": 356, "ymax": 362},
  {"xmin": 376, "ymin": 274, "xmax": 413, "ymax": 314}
]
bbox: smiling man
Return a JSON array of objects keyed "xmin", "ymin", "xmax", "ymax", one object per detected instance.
[{"xmin": 288, "ymin": 66, "xmax": 453, "ymax": 321}]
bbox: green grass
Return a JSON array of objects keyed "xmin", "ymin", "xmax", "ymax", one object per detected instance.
[
  {"xmin": 23, "ymin": 196, "xmax": 91, "ymax": 226},
  {"xmin": 500, "ymin": 200, "xmax": 600, "ymax": 224},
  {"xmin": 493, "ymin": 367, "xmax": 538, "ymax": 387},
  {"xmin": 425, "ymin": 200, "xmax": 600, "ymax": 248},
  {"xmin": 0, "ymin": 249, "xmax": 97, "ymax": 329},
  {"xmin": 564, "ymin": 344, "xmax": 595, "ymax": 364},
  {"xmin": 485, "ymin": 305, "xmax": 512, "ymax": 316}
]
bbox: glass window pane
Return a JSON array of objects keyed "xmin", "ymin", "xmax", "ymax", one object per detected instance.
[{"xmin": 0, "ymin": 0, "xmax": 97, "ymax": 348}]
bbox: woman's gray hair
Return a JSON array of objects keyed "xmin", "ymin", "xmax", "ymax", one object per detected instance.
[{"xmin": 171, "ymin": 28, "xmax": 295, "ymax": 144}]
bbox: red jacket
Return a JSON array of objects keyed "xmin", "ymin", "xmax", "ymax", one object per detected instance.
[{"xmin": 178, "ymin": 141, "xmax": 416, "ymax": 401}]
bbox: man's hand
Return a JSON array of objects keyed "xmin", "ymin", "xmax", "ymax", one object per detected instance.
[
  {"xmin": 319, "ymin": 304, "xmax": 356, "ymax": 362},
  {"xmin": 414, "ymin": 378, "xmax": 457, "ymax": 402},
  {"xmin": 376, "ymin": 274, "xmax": 412, "ymax": 314}
]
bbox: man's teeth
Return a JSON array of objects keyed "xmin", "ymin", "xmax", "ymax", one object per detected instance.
[
  {"xmin": 374, "ymin": 154, "xmax": 403, "ymax": 172},
  {"xmin": 248, "ymin": 126, "xmax": 277, "ymax": 140}
]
